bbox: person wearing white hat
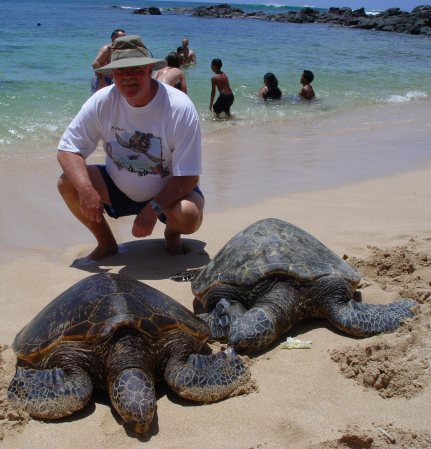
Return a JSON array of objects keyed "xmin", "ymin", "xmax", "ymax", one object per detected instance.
[{"xmin": 57, "ymin": 35, "xmax": 204, "ymax": 262}]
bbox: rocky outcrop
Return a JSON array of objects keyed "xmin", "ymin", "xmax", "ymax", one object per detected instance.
[
  {"xmin": 312, "ymin": 5, "xmax": 431, "ymax": 35},
  {"xmin": 133, "ymin": 6, "xmax": 161, "ymax": 15},
  {"xmin": 192, "ymin": 3, "xmax": 245, "ymax": 18},
  {"xmin": 170, "ymin": 3, "xmax": 431, "ymax": 36}
]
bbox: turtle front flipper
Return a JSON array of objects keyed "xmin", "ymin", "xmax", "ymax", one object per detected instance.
[
  {"xmin": 327, "ymin": 298, "xmax": 417, "ymax": 337},
  {"xmin": 7, "ymin": 366, "xmax": 93, "ymax": 418},
  {"xmin": 228, "ymin": 281, "xmax": 299, "ymax": 352},
  {"xmin": 164, "ymin": 348, "xmax": 250, "ymax": 403},
  {"xmin": 197, "ymin": 298, "xmax": 248, "ymax": 341}
]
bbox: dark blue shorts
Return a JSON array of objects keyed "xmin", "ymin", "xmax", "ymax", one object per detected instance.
[
  {"xmin": 97, "ymin": 165, "xmax": 203, "ymax": 223},
  {"xmin": 213, "ymin": 93, "xmax": 234, "ymax": 114}
]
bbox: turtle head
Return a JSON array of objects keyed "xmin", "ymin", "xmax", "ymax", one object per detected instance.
[{"xmin": 109, "ymin": 367, "xmax": 156, "ymax": 435}]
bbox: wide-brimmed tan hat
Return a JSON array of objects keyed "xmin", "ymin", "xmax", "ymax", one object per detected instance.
[{"xmin": 95, "ymin": 35, "xmax": 166, "ymax": 75}]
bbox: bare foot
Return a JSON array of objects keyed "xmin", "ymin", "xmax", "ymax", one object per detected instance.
[{"xmin": 84, "ymin": 241, "xmax": 119, "ymax": 261}]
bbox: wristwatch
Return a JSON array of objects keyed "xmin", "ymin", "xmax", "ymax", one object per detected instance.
[{"xmin": 149, "ymin": 199, "xmax": 163, "ymax": 216}]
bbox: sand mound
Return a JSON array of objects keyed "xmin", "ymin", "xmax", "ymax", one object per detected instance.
[
  {"xmin": 345, "ymin": 238, "xmax": 431, "ymax": 303},
  {"xmin": 307, "ymin": 424, "xmax": 431, "ymax": 449},
  {"xmin": 330, "ymin": 307, "xmax": 430, "ymax": 398},
  {"xmin": 330, "ymin": 303, "xmax": 430, "ymax": 399},
  {"xmin": 0, "ymin": 344, "xmax": 29, "ymax": 441},
  {"xmin": 332, "ymin": 242, "xmax": 431, "ymax": 398}
]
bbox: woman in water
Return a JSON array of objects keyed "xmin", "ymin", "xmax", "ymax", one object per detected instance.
[{"xmin": 259, "ymin": 72, "xmax": 282, "ymax": 101}]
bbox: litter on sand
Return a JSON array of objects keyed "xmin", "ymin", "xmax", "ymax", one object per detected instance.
[{"xmin": 280, "ymin": 337, "xmax": 312, "ymax": 349}]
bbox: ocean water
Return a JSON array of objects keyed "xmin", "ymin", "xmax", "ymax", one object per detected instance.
[{"xmin": 1, "ymin": 0, "xmax": 430, "ymax": 156}]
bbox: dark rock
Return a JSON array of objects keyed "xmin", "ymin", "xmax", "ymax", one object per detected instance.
[
  {"xmin": 133, "ymin": 6, "xmax": 161, "ymax": 15},
  {"xmin": 168, "ymin": 3, "xmax": 431, "ymax": 36},
  {"xmin": 353, "ymin": 8, "xmax": 367, "ymax": 17},
  {"xmin": 192, "ymin": 4, "xmax": 244, "ymax": 18}
]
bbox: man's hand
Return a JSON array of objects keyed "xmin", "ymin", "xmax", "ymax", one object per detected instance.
[
  {"xmin": 78, "ymin": 186, "xmax": 104, "ymax": 223},
  {"xmin": 132, "ymin": 206, "xmax": 158, "ymax": 237}
]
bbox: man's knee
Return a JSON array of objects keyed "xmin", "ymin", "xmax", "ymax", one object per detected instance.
[
  {"xmin": 57, "ymin": 173, "xmax": 74, "ymax": 197},
  {"xmin": 166, "ymin": 200, "xmax": 203, "ymax": 234},
  {"xmin": 181, "ymin": 207, "xmax": 203, "ymax": 233}
]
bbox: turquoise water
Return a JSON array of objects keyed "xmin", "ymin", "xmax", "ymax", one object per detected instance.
[{"xmin": 1, "ymin": 0, "xmax": 430, "ymax": 154}]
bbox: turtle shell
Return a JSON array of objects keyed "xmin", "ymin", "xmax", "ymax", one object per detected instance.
[
  {"xmin": 14, "ymin": 273, "xmax": 209, "ymax": 364},
  {"xmin": 192, "ymin": 218, "xmax": 361, "ymax": 299}
]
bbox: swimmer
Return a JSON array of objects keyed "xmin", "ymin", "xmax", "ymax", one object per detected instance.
[
  {"xmin": 299, "ymin": 70, "xmax": 315, "ymax": 100},
  {"xmin": 259, "ymin": 72, "xmax": 282, "ymax": 101}
]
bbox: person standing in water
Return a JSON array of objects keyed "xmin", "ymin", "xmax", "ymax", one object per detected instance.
[
  {"xmin": 91, "ymin": 29, "xmax": 126, "ymax": 93},
  {"xmin": 209, "ymin": 58, "xmax": 234, "ymax": 117},
  {"xmin": 155, "ymin": 52, "xmax": 187, "ymax": 93},
  {"xmin": 181, "ymin": 37, "xmax": 196, "ymax": 65}
]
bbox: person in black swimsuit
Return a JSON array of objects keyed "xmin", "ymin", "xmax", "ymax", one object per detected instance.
[
  {"xmin": 259, "ymin": 72, "xmax": 282, "ymax": 101},
  {"xmin": 209, "ymin": 58, "xmax": 234, "ymax": 117}
]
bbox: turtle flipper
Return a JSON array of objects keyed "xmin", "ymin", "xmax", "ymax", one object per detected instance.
[
  {"xmin": 328, "ymin": 298, "xmax": 417, "ymax": 337},
  {"xmin": 169, "ymin": 267, "xmax": 205, "ymax": 282},
  {"xmin": 7, "ymin": 366, "xmax": 92, "ymax": 418},
  {"xmin": 109, "ymin": 368, "xmax": 156, "ymax": 435},
  {"xmin": 164, "ymin": 348, "xmax": 250, "ymax": 403},
  {"xmin": 197, "ymin": 298, "xmax": 235, "ymax": 341},
  {"xmin": 228, "ymin": 307, "xmax": 280, "ymax": 352},
  {"xmin": 198, "ymin": 298, "xmax": 249, "ymax": 342}
]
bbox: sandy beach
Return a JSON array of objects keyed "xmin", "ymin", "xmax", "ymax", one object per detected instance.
[{"xmin": 1, "ymin": 100, "xmax": 430, "ymax": 448}]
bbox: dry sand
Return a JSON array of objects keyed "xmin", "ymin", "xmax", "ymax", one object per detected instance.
[{"xmin": 1, "ymin": 100, "xmax": 430, "ymax": 448}]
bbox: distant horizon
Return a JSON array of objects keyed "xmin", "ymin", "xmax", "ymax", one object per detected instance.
[{"xmin": 173, "ymin": 0, "xmax": 429, "ymax": 12}]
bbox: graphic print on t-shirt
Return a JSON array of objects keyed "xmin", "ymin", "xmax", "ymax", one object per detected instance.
[{"xmin": 105, "ymin": 131, "xmax": 169, "ymax": 178}]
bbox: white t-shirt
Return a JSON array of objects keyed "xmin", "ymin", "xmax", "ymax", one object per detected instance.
[{"xmin": 59, "ymin": 82, "xmax": 201, "ymax": 202}]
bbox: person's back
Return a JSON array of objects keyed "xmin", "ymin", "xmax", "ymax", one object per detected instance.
[
  {"xmin": 155, "ymin": 52, "xmax": 187, "ymax": 93},
  {"xmin": 259, "ymin": 72, "xmax": 282, "ymax": 101},
  {"xmin": 91, "ymin": 29, "xmax": 126, "ymax": 93},
  {"xmin": 299, "ymin": 70, "xmax": 315, "ymax": 100},
  {"xmin": 209, "ymin": 58, "xmax": 234, "ymax": 116}
]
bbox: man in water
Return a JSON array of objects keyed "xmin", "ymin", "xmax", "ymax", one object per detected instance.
[
  {"xmin": 209, "ymin": 58, "xmax": 234, "ymax": 117},
  {"xmin": 58, "ymin": 35, "xmax": 204, "ymax": 261},
  {"xmin": 155, "ymin": 52, "xmax": 188, "ymax": 93},
  {"xmin": 181, "ymin": 37, "xmax": 196, "ymax": 65},
  {"xmin": 91, "ymin": 28, "xmax": 126, "ymax": 93}
]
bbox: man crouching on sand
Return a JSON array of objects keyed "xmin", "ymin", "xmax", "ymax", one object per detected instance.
[{"xmin": 57, "ymin": 35, "xmax": 204, "ymax": 262}]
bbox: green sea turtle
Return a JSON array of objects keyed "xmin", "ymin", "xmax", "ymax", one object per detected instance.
[
  {"xmin": 7, "ymin": 273, "xmax": 250, "ymax": 435},
  {"xmin": 176, "ymin": 218, "xmax": 417, "ymax": 353}
]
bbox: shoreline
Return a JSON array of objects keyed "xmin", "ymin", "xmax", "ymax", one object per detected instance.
[
  {"xmin": 201, "ymin": 97, "xmax": 431, "ymax": 212},
  {"xmin": 0, "ymin": 97, "xmax": 430, "ymax": 260}
]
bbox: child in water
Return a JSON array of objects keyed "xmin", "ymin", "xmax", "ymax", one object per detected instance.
[
  {"xmin": 299, "ymin": 70, "xmax": 315, "ymax": 100},
  {"xmin": 209, "ymin": 58, "xmax": 234, "ymax": 117},
  {"xmin": 259, "ymin": 72, "xmax": 282, "ymax": 101}
]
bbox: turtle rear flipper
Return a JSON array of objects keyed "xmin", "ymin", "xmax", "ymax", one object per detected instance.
[
  {"xmin": 164, "ymin": 348, "xmax": 250, "ymax": 403},
  {"xmin": 7, "ymin": 366, "xmax": 92, "ymax": 418},
  {"xmin": 169, "ymin": 267, "xmax": 205, "ymax": 282},
  {"xmin": 328, "ymin": 298, "xmax": 417, "ymax": 337}
]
